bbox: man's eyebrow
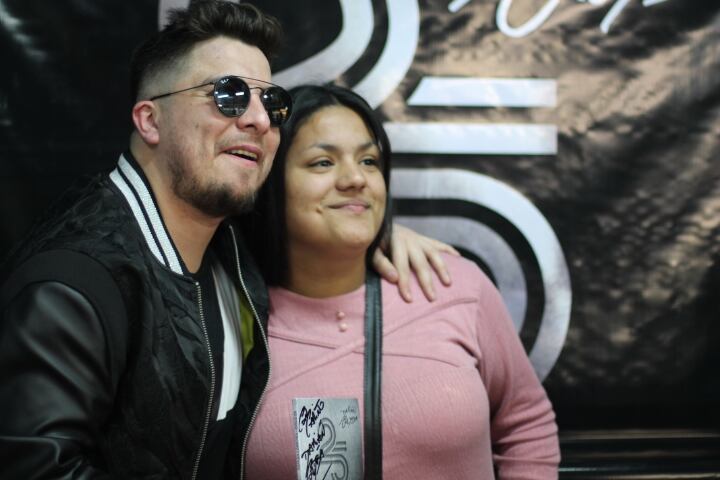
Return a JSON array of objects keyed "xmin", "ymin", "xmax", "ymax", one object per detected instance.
[{"xmin": 200, "ymin": 76, "xmax": 219, "ymax": 85}]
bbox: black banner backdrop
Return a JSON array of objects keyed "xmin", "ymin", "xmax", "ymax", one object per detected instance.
[{"xmin": 2, "ymin": 0, "xmax": 719, "ymax": 475}]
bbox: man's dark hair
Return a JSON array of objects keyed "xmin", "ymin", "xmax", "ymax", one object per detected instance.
[
  {"xmin": 129, "ymin": 0, "xmax": 283, "ymax": 101},
  {"xmin": 246, "ymin": 84, "xmax": 394, "ymax": 286}
]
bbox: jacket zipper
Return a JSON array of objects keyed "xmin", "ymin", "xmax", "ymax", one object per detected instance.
[
  {"xmin": 191, "ymin": 281, "xmax": 217, "ymax": 480},
  {"xmin": 228, "ymin": 226, "xmax": 271, "ymax": 480}
]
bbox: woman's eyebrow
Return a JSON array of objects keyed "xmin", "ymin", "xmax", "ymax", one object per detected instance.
[
  {"xmin": 306, "ymin": 141, "xmax": 377, "ymax": 153},
  {"xmin": 357, "ymin": 141, "xmax": 378, "ymax": 151}
]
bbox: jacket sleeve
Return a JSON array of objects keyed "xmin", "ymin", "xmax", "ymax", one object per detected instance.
[
  {"xmin": 473, "ymin": 270, "xmax": 561, "ymax": 480},
  {"xmin": 0, "ymin": 251, "xmax": 127, "ymax": 479}
]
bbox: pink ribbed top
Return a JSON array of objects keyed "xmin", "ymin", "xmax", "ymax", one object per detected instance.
[{"xmin": 244, "ymin": 254, "xmax": 559, "ymax": 479}]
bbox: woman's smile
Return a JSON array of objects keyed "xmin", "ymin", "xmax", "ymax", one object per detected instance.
[{"xmin": 327, "ymin": 199, "xmax": 371, "ymax": 213}]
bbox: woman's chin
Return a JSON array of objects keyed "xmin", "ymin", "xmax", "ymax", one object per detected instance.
[{"xmin": 326, "ymin": 235, "xmax": 376, "ymax": 256}]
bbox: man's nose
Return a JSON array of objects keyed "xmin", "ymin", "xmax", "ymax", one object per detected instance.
[{"xmin": 235, "ymin": 89, "xmax": 271, "ymax": 132}]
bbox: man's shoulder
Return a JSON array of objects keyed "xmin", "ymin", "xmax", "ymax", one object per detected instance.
[
  {"xmin": 0, "ymin": 248, "xmax": 130, "ymax": 388},
  {"xmin": 8, "ymin": 174, "xmax": 135, "ymax": 264},
  {"xmin": 1, "ymin": 249, "xmax": 120, "ymax": 306}
]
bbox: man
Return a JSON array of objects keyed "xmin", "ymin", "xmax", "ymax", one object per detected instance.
[{"xmin": 0, "ymin": 1, "xmax": 453, "ymax": 479}]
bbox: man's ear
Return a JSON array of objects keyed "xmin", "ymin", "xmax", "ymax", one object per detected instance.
[{"xmin": 132, "ymin": 100, "xmax": 161, "ymax": 145}]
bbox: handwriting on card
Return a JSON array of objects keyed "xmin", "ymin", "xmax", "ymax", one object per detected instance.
[{"xmin": 293, "ymin": 398, "xmax": 362, "ymax": 480}]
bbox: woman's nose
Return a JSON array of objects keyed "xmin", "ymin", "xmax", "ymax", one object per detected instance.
[{"xmin": 337, "ymin": 162, "xmax": 367, "ymax": 190}]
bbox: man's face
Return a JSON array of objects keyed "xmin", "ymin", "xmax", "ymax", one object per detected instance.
[{"xmin": 155, "ymin": 36, "xmax": 280, "ymax": 218}]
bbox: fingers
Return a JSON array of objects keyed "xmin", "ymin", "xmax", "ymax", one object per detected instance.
[
  {"xmin": 392, "ymin": 223, "xmax": 437, "ymax": 302},
  {"xmin": 389, "ymin": 230, "xmax": 413, "ymax": 302},
  {"xmin": 426, "ymin": 238, "xmax": 458, "ymax": 285},
  {"xmin": 371, "ymin": 248, "xmax": 399, "ymax": 284},
  {"xmin": 378, "ymin": 223, "xmax": 459, "ymax": 302},
  {"xmin": 396, "ymin": 225, "xmax": 456, "ymax": 292},
  {"xmin": 425, "ymin": 248, "xmax": 452, "ymax": 287},
  {"xmin": 407, "ymin": 244, "xmax": 436, "ymax": 302}
]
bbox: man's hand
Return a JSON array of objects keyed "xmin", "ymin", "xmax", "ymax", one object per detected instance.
[{"xmin": 372, "ymin": 224, "xmax": 460, "ymax": 302}]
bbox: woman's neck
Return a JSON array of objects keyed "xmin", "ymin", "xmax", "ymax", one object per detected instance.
[{"xmin": 286, "ymin": 248, "xmax": 367, "ymax": 298}]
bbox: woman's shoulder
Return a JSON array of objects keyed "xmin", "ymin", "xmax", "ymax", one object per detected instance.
[
  {"xmin": 436, "ymin": 252, "xmax": 495, "ymax": 298},
  {"xmin": 441, "ymin": 252, "xmax": 485, "ymax": 277},
  {"xmin": 381, "ymin": 252, "xmax": 496, "ymax": 306}
]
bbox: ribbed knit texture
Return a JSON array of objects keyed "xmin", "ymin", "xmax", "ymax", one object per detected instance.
[{"xmin": 245, "ymin": 254, "xmax": 560, "ymax": 479}]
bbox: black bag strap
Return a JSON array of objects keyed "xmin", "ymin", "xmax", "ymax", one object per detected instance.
[{"xmin": 363, "ymin": 270, "xmax": 383, "ymax": 479}]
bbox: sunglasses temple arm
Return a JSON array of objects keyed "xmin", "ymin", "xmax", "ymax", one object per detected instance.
[{"xmin": 148, "ymin": 81, "xmax": 215, "ymax": 101}]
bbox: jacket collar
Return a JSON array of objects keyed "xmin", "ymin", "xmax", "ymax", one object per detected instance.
[{"xmin": 109, "ymin": 151, "xmax": 187, "ymax": 275}]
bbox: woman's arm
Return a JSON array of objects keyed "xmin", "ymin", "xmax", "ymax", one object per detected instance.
[{"xmin": 474, "ymin": 271, "xmax": 561, "ymax": 479}]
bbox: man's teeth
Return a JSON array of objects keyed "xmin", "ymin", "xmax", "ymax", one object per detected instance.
[{"xmin": 226, "ymin": 149, "xmax": 258, "ymax": 161}]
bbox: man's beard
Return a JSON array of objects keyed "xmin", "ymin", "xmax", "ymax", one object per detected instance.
[{"xmin": 170, "ymin": 157, "xmax": 257, "ymax": 218}]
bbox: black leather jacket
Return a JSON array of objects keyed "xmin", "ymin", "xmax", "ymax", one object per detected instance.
[{"xmin": 0, "ymin": 153, "xmax": 270, "ymax": 479}]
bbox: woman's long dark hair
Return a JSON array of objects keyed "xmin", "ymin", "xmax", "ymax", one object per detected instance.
[{"xmin": 245, "ymin": 84, "xmax": 393, "ymax": 286}]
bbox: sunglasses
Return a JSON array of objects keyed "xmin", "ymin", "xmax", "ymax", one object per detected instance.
[{"xmin": 149, "ymin": 75, "xmax": 292, "ymax": 126}]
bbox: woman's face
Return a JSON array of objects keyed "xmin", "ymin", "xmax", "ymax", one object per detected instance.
[{"xmin": 284, "ymin": 105, "xmax": 387, "ymax": 258}]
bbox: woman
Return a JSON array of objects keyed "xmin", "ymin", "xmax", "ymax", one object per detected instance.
[{"xmin": 244, "ymin": 85, "xmax": 560, "ymax": 479}]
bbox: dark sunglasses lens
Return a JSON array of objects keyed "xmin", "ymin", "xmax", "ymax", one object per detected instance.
[
  {"xmin": 214, "ymin": 77, "xmax": 250, "ymax": 117},
  {"xmin": 261, "ymin": 87, "xmax": 292, "ymax": 126}
]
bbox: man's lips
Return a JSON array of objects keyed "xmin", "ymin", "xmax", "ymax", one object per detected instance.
[{"xmin": 221, "ymin": 144, "xmax": 262, "ymax": 163}]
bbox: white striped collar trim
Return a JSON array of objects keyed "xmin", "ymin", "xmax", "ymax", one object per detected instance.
[{"xmin": 109, "ymin": 153, "xmax": 185, "ymax": 275}]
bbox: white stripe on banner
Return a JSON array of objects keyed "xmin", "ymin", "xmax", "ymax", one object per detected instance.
[
  {"xmin": 447, "ymin": 0, "xmax": 472, "ymax": 13},
  {"xmin": 353, "ymin": 0, "xmax": 419, "ymax": 108},
  {"xmin": 273, "ymin": 0, "xmax": 373, "ymax": 87},
  {"xmin": 601, "ymin": 0, "xmax": 631, "ymax": 33},
  {"xmin": 384, "ymin": 122, "xmax": 557, "ymax": 155},
  {"xmin": 407, "ymin": 77, "xmax": 557, "ymax": 108}
]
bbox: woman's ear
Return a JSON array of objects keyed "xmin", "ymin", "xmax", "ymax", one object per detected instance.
[{"xmin": 131, "ymin": 100, "xmax": 161, "ymax": 145}]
